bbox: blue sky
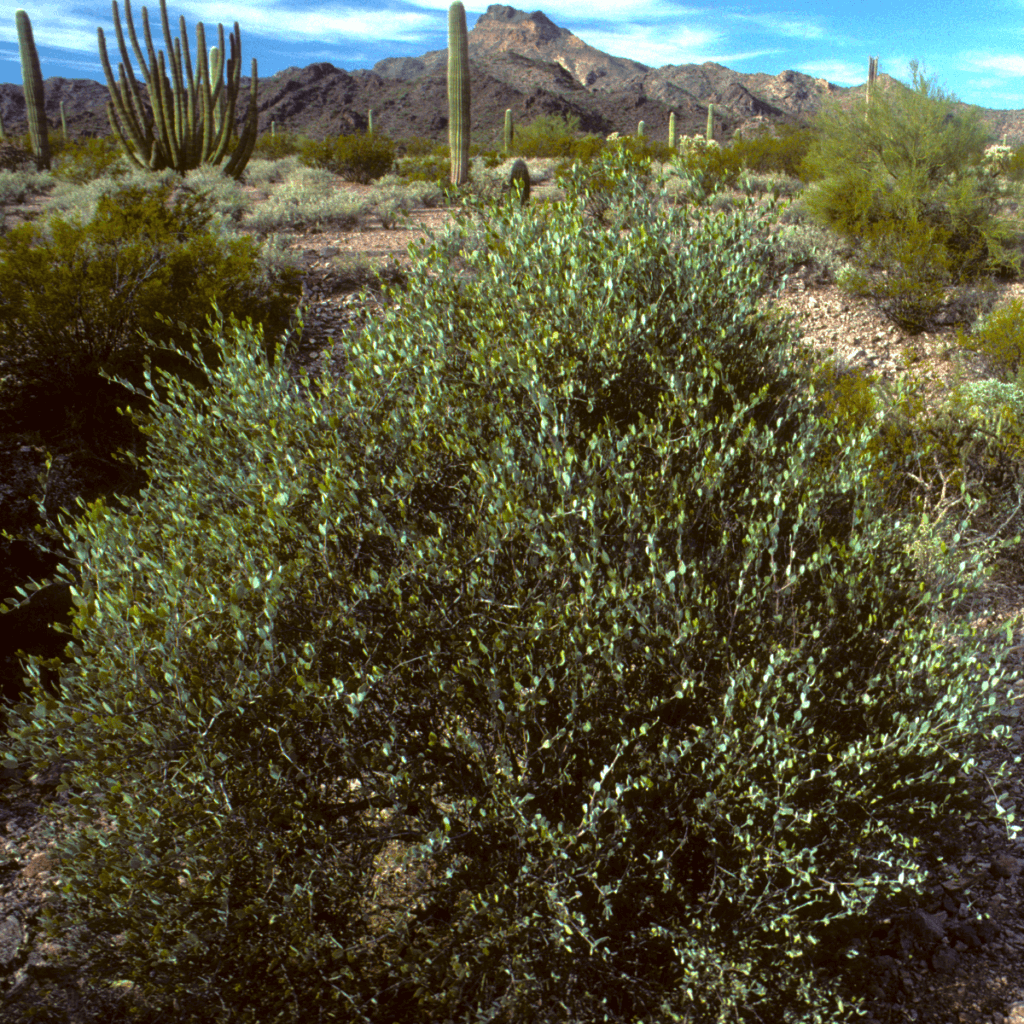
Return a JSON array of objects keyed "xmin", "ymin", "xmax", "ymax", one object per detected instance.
[{"xmin": 2, "ymin": 0, "xmax": 1023, "ymax": 111}]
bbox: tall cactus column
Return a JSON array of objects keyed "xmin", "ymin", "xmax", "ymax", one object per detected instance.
[
  {"xmin": 504, "ymin": 108, "xmax": 513, "ymax": 155},
  {"xmin": 668, "ymin": 111, "xmax": 676, "ymax": 150},
  {"xmin": 866, "ymin": 55, "xmax": 878, "ymax": 122},
  {"xmin": 448, "ymin": 1, "xmax": 470, "ymax": 188},
  {"xmin": 706, "ymin": 103, "xmax": 714, "ymax": 143},
  {"xmin": 16, "ymin": 9, "xmax": 50, "ymax": 171}
]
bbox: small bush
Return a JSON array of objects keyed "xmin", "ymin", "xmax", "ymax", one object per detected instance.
[
  {"xmin": 8, "ymin": 143, "xmax": 1021, "ymax": 1024},
  {"xmin": 50, "ymin": 135, "xmax": 132, "ymax": 186},
  {"xmin": 729, "ymin": 122, "xmax": 822, "ymax": 182},
  {"xmin": 297, "ymin": 131, "xmax": 397, "ymax": 184},
  {"xmin": 0, "ymin": 179, "xmax": 303, "ymax": 439},
  {"xmin": 251, "ymin": 129, "xmax": 305, "ymax": 164},
  {"xmin": 951, "ymin": 295, "xmax": 1024, "ymax": 384}
]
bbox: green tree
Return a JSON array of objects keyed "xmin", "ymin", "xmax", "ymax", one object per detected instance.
[{"xmin": 795, "ymin": 59, "xmax": 1022, "ymax": 341}]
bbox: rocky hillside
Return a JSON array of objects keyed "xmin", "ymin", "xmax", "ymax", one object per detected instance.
[{"xmin": 3, "ymin": 3, "xmax": 1022, "ymax": 151}]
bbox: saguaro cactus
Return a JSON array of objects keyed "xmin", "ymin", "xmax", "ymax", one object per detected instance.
[
  {"xmin": 60, "ymin": 99, "xmax": 67, "ymax": 140},
  {"xmin": 637, "ymin": 120, "xmax": 645, "ymax": 137},
  {"xmin": 504, "ymin": 108, "xmax": 512, "ymax": 155},
  {"xmin": 16, "ymin": 10, "xmax": 50, "ymax": 171},
  {"xmin": 706, "ymin": 103, "xmax": 714, "ymax": 143},
  {"xmin": 447, "ymin": 1, "xmax": 470, "ymax": 188},
  {"xmin": 668, "ymin": 111, "xmax": 676, "ymax": 150},
  {"xmin": 367, "ymin": 108, "xmax": 373, "ymax": 135},
  {"xmin": 866, "ymin": 56, "xmax": 878, "ymax": 122},
  {"xmin": 97, "ymin": 0, "xmax": 258, "ymax": 180}
]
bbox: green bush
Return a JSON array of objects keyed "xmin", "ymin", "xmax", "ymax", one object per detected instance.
[
  {"xmin": 730, "ymin": 122, "xmax": 822, "ymax": 182},
  {"xmin": 251, "ymin": 129, "xmax": 305, "ymax": 164},
  {"xmin": 49, "ymin": 134, "xmax": 131, "ymax": 186},
  {"xmin": 0, "ymin": 179, "xmax": 303, "ymax": 438},
  {"xmin": 297, "ymin": 131, "xmax": 397, "ymax": 184},
  {"xmin": 7, "ymin": 144, "xmax": 1021, "ymax": 1024}
]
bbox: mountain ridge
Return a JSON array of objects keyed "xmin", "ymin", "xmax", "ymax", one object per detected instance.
[{"xmin": 2, "ymin": 3, "xmax": 1023, "ymax": 155}]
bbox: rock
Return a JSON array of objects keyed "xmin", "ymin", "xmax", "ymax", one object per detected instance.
[{"xmin": 990, "ymin": 853, "xmax": 1022, "ymax": 879}]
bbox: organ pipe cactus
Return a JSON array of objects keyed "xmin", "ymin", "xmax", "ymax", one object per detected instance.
[
  {"xmin": 668, "ymin": 111, "xmax": 676, "ymax": 150},
  {"xmin": 447, "ymin": 1, "xmax": 470, "ymax": 187},
  {"xmin": 96, "ymin": 0, "xmax": 258, "ymax": 180},
  {"xmin": 706, "ymin": 103, "xmax": 714, "ymax": 143},
  {"xmin": 16, "ymin": 10, "xmax": 50, "ymax": 171},
  {"xmin": 504, "ymin": 108, "xmax": 512, "ymax": 155}
]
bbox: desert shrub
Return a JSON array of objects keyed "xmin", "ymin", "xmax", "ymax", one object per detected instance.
[
  {"xmin": 297, "ymin": 131, "xmax": 396, "ymax": 184},
  {"xmin": 49, "ymin": 134, "xmax": 132, "ymax": 186},
  {"xmin": 668, "ymin": 139, "xmax": 746, "ymax": 203},
  {"xmin": 552, "ymin": 140, "xmax": 660, "ymax": 224},
  {"xmin": 953, "ymin": 295, "xmax": 1024, "ymax": 380},
  {"xmin": 730, "ymin": 122, "xmax": 822, "ymax": 182},
  {"xmin": 0, "ymin": 179, "xmax": 303, "ymax": 440},
  {"xmin": 510, "ymin": 112, "xmax": 585, "ymax": 160},
  {"xmin": 6, "ymin": 143, "xmax": 1022, "ymax": 1024},
  {"xmin": 390, "ymin": 133, "xmax": 445, "ymax": 159},
  {"xmin": 251, "ymin": 129, "xmax": 304, "ymax": 163}
]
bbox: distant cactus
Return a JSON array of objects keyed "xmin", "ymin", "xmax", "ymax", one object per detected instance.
[
  {"xmin": 508, "ymin": 157, "xmax": 530, "ymax": 206},
  {"xmin": 271, "ymin": 120, "xmax": 275, "ymax": 137},
  {"xmin": 668, "ymin": 112, "xmax": 676, "ymax": 150},
  {"xmin": 447, "ymin": 1, "xmax": 470, "ymax": 187},
  {"xmin": 866, "ymin": 56, "xmax": 878, "ymax": 122},
  {"xmin": 637, "ymin": 120, "xmax": 645, "ymax": 137},
  {"xmin": 504, "ymin": 108, "xmax": 513, "ymax": 155},
  {"xmin": 368, "ymin": 108, "xmax": 374, "ymax": 135},
  {"xmin": 96, "ymin": 0, "xmax": 258, "ymax": 180},
  {"xmin": 60, "ymin": 100, "xmax": 67, "ymax": 140},
  {"xmin": 706, "ymin": 104, "xmax": 714, "ymax": 142},
  {"xmin": 16, "ymin": 10, "xmax": 50, "ymax": 171}
]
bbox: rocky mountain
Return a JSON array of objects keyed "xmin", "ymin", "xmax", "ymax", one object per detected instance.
[{"xmin": 1, "ymin": 3, "xmax": 1023, "ymax": 153}]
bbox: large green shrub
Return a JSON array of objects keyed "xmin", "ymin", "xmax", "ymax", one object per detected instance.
[
  {"xmin": 0, "ymin": 179, "xmax": 303, "ymax": 438},
  {"xmin": 49, "ymin": 134, "xmax": 132, "ymax": 186},
  {"xmin": 797, "ymin": 60, "xmax": 1023, "ymax": 297},
  {"xmin": 7, "ymin": 144, "xmax": 1021, "ymax": 1024},
  {"xmin": 298, "ymin": 131, "xmax": 397, "ymax": 184}
]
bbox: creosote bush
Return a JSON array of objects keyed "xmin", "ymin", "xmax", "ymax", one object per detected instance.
[
  {"xmin": 0, "ymin": 179, "xmax": 304, "ymax": 440},
  {"xmin": 6, "ymin": 143, "xmax": 1024, "ymax": 1024},
  {"xmin": 297, "ymin": 130, "xmax": 397, "ymax": 184}
]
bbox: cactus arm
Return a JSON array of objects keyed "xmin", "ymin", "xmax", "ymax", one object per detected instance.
[
  {"xmin": 200, "ymin": 43, "xmax": 216, "ymax": 163},
  {"xmin": 121, "ymin": 0, "xmax": 170, "ymax": 167},
  {"xmin": 209, "ymin": 23, "xmax": 227, "ymax": 140},
  {"xmin": 103, "ymin": 2, "xmax": 156, "ymax": 163},
  {"xmin": 105, "ymin": 97, "xmax": 147, "ymax": 169},
  {"xmin": 179, "ymin": 13, "xmax": 200, "ymax": 165},
  {"xmin": 222, "ymin": 57, "xmax": 258, "ymax": 180},
  {"xmin": 447, "ymin": 1, "xmax": 470, "ymax": 187},
  {"xmin": 143, "ymin": 3, "xmax": 179, "ymax": 171},
  {"xmin": 16, "ymin": 10, "xmax": 50, "ymax": 171},
  {"xmin": 210, "ymin": 24, "xmax": 245, "ymax": 165}
]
